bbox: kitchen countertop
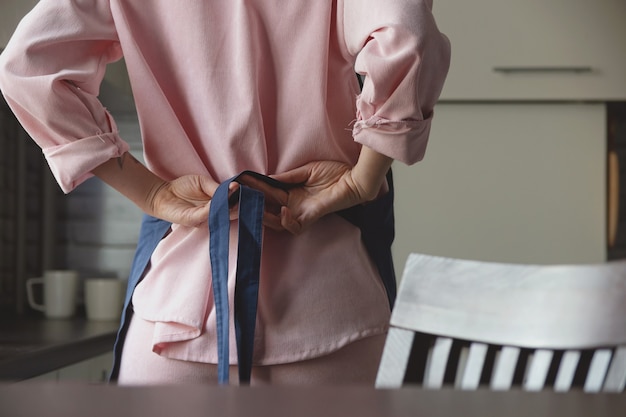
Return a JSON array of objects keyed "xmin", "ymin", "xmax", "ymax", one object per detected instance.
[
  {"xmin": 1, "ymin": 384, "xmax": 625, "ymax": 417},
  {"xmin": 0, "ymin": 316, "xmax": 119, "ymax": 381}
]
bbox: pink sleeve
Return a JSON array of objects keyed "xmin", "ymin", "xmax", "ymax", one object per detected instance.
[
  {"xmin": 342, "ymin": 0, "xmax": 451, "ymax": 165},
  {"xmin": 0, "ymin": 0, "xmax": 128, "ymax": 193}
]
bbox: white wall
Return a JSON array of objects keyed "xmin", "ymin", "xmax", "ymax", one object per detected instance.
[
  {"xmin": 0, "ymin": 1, "xmax": 38, "ymax": 48},
  {"xmin": 391, "ymin": 103, "xmax": 607, "ymax": 276}
]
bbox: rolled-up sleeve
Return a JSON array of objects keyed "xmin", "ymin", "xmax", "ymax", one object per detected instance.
[
  {"xmin": 0, "ymin": 0, "xmax": 128, "ymax": 193},
  {"xmin": 342, "ymin": 0, "xmax": 451, "ymax": 165}
]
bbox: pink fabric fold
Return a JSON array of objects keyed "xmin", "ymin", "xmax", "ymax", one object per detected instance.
[
  {"xmin": 353, "ymin": 114, "xmax": 432, "ymax": 165},
  {"xmin": 43, "ymin": 123, "xmax": 129, "ymax": 192}
]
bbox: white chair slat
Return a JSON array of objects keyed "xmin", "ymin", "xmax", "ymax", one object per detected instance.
[
  {"xmin": 454, "ymin": 346, "xmax": 469, "ymax": 389},
  {"xmin": 584, "ymin": 349, "xmax": 612, "ymax": 392},
  {"xmin": 375, "ymin": 327, "xmax": 415, "ymax": 388},
  {"xmin": 424, "ymin": 337, "xmax": 453, "ymax": 389},
  {"xmin": 457, "ymin": 342, "xmax": 488, "ymax": 390},
  {"xmin": 603, "ymin": 346, "xmax": 626, "ymax": 392},
  {"xmin": 554, "ymin": 350, "xmax": 581, "ymax": 392},
  {"xmin": 490, "ymin": 346, "xmax": 520, "ymax": 391},
  {"xmin": 523, "ymin": 349, "xmax": 553, "ymax": 391}
]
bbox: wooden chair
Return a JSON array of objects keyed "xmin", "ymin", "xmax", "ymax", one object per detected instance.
[{"xmin": 376, "ymin": 254, "xmax": 626, "ymax": 392}]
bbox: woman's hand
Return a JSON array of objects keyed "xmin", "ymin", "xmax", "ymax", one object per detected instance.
[
  {"xmin": 273, "ymin": 147, "xmax": 393, "ymax": 234},
  {"xmin": 271, "ymin": 161, "xmax": 363, "ymax": 234},
  {"xmin": 145, "ymin": 174, "xmax": 217, "ymax": 227},
  {"xmin": 234, "ymin": 173, "xmax": 290, "ymax": 231},
  {"xmin": 92, "ymin": 153, "xmax": 218, "ymax": 227}
]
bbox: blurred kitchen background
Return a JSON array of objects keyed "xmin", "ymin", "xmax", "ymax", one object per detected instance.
[
  {"xmin": 0, "ymin": 1, "xmax": 144, "ymax": 317},
  {"xmin": 1, "ymin": 0, "xmax": 626, "ymax": 317}
]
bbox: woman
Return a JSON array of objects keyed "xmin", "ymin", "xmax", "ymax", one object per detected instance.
[{"xmin": 0, "ymin": 0, "xmax": 450, "ymax": 385}]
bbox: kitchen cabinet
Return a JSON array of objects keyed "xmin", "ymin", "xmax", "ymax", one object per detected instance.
[
  {"xmin": 435, "ymin": 0, "xmax": 626, "ymax": 100},
  {"xmin": 392, "ymin": 103, "xmax": 606, "ymax": 275},
  {"xmin": 390, "ymin": 0, "xmax": 621, "ymax": 275}
]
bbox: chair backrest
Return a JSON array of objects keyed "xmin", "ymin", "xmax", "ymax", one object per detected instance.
[{"xmin": 376, "ymin": 254, "xmax": 626, "ymax": 392}]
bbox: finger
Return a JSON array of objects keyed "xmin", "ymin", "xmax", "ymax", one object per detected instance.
[
  {"xmin": 197, "ymin": 175, "xmax": 220, "ymax": 198},
  {"xmin": 263, "ymin": 212, "xmax": 285, "ymax": 232},
  {"xmin": 271, "ymin": 165, "xmax": 312, "ymax": 185},
  {"xmin": 229, "ymin": 204, "xmax": 240, "ymax": 221},
  {"xmin": 227, "ymin": 182, "xmax": 241, "ymax": 206},
  {"xmin": 280, "ymin": 206, "xmax": 302, "ymax": 235},
  {"xmin": 187, "ymin": 202, "xmax": 212, "ymax": 227},
  {"xmin": 228, "ymin": 182, "xmax": 239, "ymax": 193},
  {"xmin": 237, "ymin": 175, "xmax": 289, "ymax": 206}
]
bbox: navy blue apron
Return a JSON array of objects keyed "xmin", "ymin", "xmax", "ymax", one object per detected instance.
[{"xmin": 108, "ymin": 170, "xmax": 396, "ymax": 383}]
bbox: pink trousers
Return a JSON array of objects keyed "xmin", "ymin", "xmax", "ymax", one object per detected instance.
[{"xmin": 117, "ymin": 315, "xmax": 386, "ymax": 386}]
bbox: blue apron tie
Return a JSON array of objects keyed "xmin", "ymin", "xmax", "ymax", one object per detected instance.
[
  {"xmin": 209, "ymin": 174, "xmax": 265, "ymax": 384},
  {"xmin": 337, "ymin": 169, "xmax": 396, "ymax": 307},
  {"xmin": 110, "ymin": 214, "xmax": 171, "ymax": 381},
  {"xmin": 109, "ymin": 170, "xmax": 396, "ymax": 383}
]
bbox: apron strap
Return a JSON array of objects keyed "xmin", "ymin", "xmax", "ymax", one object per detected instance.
[
  {"xmin": 110, "ymin": 214, "xmax": 172, "ymax": 381},
  {"xmin": 210, "ymin": 173, "xmax": 266, "ymax": 385},
  {"xmin": 337, "ymin": 169, "xmax": 396, "ymax": 308}
]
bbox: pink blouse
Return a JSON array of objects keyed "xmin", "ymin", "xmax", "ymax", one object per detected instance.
[{"xmin": 0, "ymin": 0, "xmax": 450, "ymax": 365}]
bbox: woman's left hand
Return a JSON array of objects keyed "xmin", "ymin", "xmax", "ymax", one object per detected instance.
[{"xmin": 271, "ymin": 160, "xmax": 380, "ymax": 234}]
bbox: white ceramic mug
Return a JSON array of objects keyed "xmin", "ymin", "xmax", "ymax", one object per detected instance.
[
  {"xmin": 84, "ymin": 278, "xmax": 123, "ymax": 321},
  {"xmin": 26, "ymin": 270, "xmax": 79, "ymax": 319}
]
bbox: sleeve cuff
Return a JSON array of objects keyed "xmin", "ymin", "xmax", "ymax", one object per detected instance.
[
  {"xmin": 43, "ymin": 130, "xmax": 130, "ymax": 193},
  {"xmin": 353, "ymin": 114, "xmax": 432, "ymax": 165}
]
